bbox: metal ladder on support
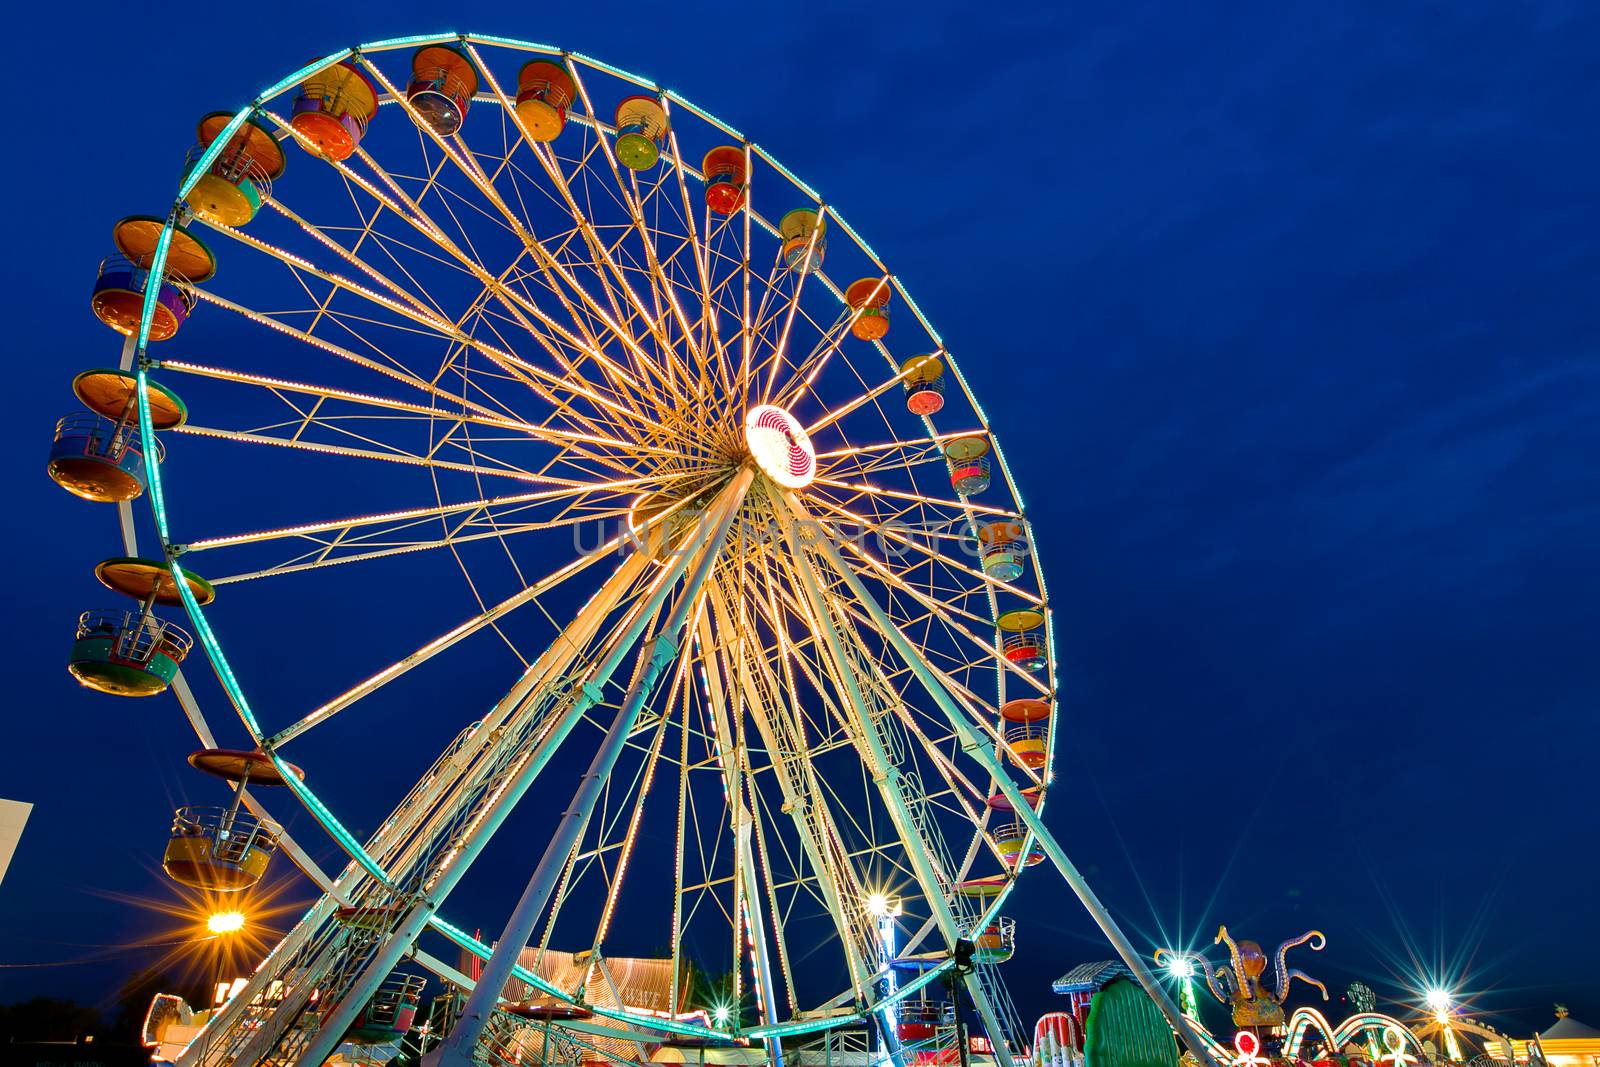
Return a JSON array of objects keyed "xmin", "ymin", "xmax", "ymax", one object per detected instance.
[{"xmin": 832, "ymin": 614, "xmax": 1029, "ymax": 1061}]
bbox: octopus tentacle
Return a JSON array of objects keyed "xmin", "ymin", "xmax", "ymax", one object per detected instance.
[
  {"xmin": 1272, "ymin": 930, "xmax": 1326, "ymax": 1002},
  {"xmin": 1216, "ymin": 925, "xmax": 1245, "ymax": 989},
  {"xmin": 1155, "ymin": 947, "xmax": 1234, "ymax": 1005},
  {"xmin": 1286, "ymin": 968, "xmax": 1328, "ymax": 1001},
  {"xmin": 1202, "ymin": 957, "xmax": 1233, "ymax": 1004}
]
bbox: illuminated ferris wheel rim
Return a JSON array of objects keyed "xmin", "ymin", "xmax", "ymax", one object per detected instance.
[{"xmin": 113, "ymin": 31, "xmax": 1060, "ymax": 1047}]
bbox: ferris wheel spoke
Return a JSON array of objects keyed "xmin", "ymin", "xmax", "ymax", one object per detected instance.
[
  {"xmin": 820, "ymin": 611, "xmax": 997, "ymax": 837},
  {"xmin": 590, "ymin": 666, "xmax": 682, "ymax": 950},
  {"xmin": 183, "ymin": 476, "xmax": 651, "ymax": 557},
  {"xmin": 167, "ymin": 360, "xmax": 658, "ymax": 483},
  {"xmin": 767, "ymin": 279, "xmax": 890, "ymax": 413},
  {"xmin": 813, "ymin": 476, "xmax": 1019, "ymax": 522},
  {"xmin": 750, "ymin": 301, "xmax": 843, "ymax": 412},
  {"xmin": 442, "ymin": 470, "xmax": 752, "ymax": 1060},
  {"xmin": 803, "ymin": 352, "xmax": 944, "ymax": 439},
  {"xmin": 358, "ymin": 56, "xmax": 680, "ymax": 429},
  {"xmin": 529, "ymin": 60, "xmax": 707, "ymax": 386},
  {"xmin": 645, "ymin": 118, "xmax": 730, "ymax": 406},
  {"xmin": 158, "ymin": 359, "xmax": 664, "ymax": 478},
  {"xmin": 261, "ymin": 110, "xmax": 662, "ymax": 437},
  {"xmin": 814, "ymin": 429, "xmax": 986, "ymax": 481},
  {"xmin": 185, "ymin": 287, "xmax": 518, "ymax": 419},
  {"xmin": 806, "ymin": 494, "xmax": 1042, "ymax": 605},
  {"xmin": 167, "ymin": 421, "xmax": 602, "ymax": 489},
  {"xmin": 200, "ymin": 216, "xmax": 660, "ymax": 439},
  {"xmin": 705, "ymin": 581, "xmax": 880, "ymax": 1002},
  {"xmin": 265, "ymin": 519, "xmax": 651, "ymax": 749},
  {"xmin": 819, "ymin": 531, "xmax": 1053, "ymax": 705},
  {"xmin": 783, "ymin": 490, "xmax": 1046, "ymax": 756},
  {"xmin": 681, "ymin": 588, "xmax": 785, "ymax": 1043},
  {"xmin": 774, "ymin": 500, "xmax": 1025, "ymax": 1067},
  {"xmin": 260, "ymin": 197, "xmax": 451, "ymax": 321}
]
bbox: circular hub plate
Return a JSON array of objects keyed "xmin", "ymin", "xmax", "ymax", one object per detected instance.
[{"xmin": 744, "ymin": 404, "xmax": 815, "ymax": 489}]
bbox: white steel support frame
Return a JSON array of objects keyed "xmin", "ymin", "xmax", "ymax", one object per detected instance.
[
  {"xmin": 703, "ymin": 588, "xmax": 879, "ymax": 998},
  {"xmin": 175, "ymin": 545, "xmax": 661, "ymax": 1067},
  {"xmin": 783, "ymin": 490, "xmax": 1226, "ymax": 1067},
  {"xmin": 435, "ymin": 468, "xmax": 754, "ymax": 1066},
  {"xmin": 186, "ymin": 514, "xmax": 722, "ymax": 1067},
  {"xmin": 692, "ymin": 597, "xmax": 786, "ymax": 1067},
  {"xmin": 290, "ymin": 477, "xmax": 751, "ymax": 1067},
  {"xmin": 772, "ymin": 496, "xmax": 1017, "ymax": 1067},
  {"xmin": 702, "ymin": 584, "xmax": 904, "ymax": 1067}
]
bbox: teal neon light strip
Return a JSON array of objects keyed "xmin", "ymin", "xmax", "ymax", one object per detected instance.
[
  {"xmin": 137, "ymin": 371, "xmax": 394, "ymax": 885},
  {"xmin": 429, "ymin": 913, "xmax": 943, "ymax": 1043},
  {"xmin": 569, "ymin": 51, "xmax": 657, "ymax": 89},
  {"xmin": 749, "ymin": 960, "xmax": 954, "ymax": 1040},
  {"xmin": 360, "ymin": 32, "xmax": 458, "ymax": 50},
  {"xmin": 132, "ymin": 226, "xmax": 176, "ymax": 360},
  {"xmin": 276, "ymin": 764, "xmax": 395, "ymax": 884},
  {"xmin": 175, "ymin": 111, "xmax": 251, "ymax": 201},
  {"xmin": 255, "ymin": 50, "xmax": 355, "ymax": 105},
  {"xmin": 427, "ymin": 917, "xmax": 732, "ymax": 1039},
  {"xmin": 466, "ymin": 33, "xmax": 559, "ymax": 53},
  {"xmin": 828, "ymin": 211, "xmax": 881, "ymax": 266},
  {"xmin": 664, "ymin": 91, "xmax": 742, "ymax": 140}
]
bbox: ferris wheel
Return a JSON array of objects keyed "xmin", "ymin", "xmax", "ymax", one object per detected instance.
[{"xmin": 49, "ymin": 34, "xmax": 1196, "ymax": 1067}]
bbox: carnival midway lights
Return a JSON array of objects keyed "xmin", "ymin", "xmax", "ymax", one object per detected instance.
[{"xmin": 46, "ymin": 30, "xmax": 1579, "ymax": 1067}]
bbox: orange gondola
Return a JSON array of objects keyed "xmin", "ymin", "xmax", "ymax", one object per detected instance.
[
  {"xmin": 1000, "ymin": 698, "xmax": 1050, "ymax": 769},
  {"xmin": 48, "ymin": 370, "xmax": 184, "ymax": 503},
  {"xmin": 974, "ymin": 917, "xmax": 1016, "ymax": 963},
  {"xmin": 90, "ymin": 255, "xmax": 194, "ymax": 341},
  {"xmin": 845, "ymin": 277, "xmax": 891, "ymax": 341},
  {"xmin": 291, "ymin": 60, "xmax": 380, "ymax": 160},
  {"xmin": 515, "ymin": 59, "xmax": 575, "ymax": 142},
  {"xmin": 978, "ymin": 521, "xmax": 1028, "ymax": 581},
  {"xmin": 902, "ymin": 354, "xmax": 945, "ymax": 415},
  {"xmin": 995, "ymin": 821, "xmax": 1046, "ymax": 869}
]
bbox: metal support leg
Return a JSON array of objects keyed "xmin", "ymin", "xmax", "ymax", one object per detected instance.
[
  {"xmin": 772, "ymin": 499, "xmax": 1015, "ymax": 1067},
  {"xmin": 432, "ymin": 469, "xmax": 753, "ymax": 1067},
  {"xmin": 782, "ymin": 490, "xmax": 1226, "ymax": 1067},
  {"xmin": 282, "ymin": 474, "xmax": 752, "ymax": 1067}
]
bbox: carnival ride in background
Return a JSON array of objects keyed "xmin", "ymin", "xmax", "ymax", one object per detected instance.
[
  {"xmin": 1027, "ymin": 927, "xmax": 1552, "ymax": 1067},
  {"xmin": 53, "ymin": 30, "xmax": 1232, "ymax": 1067}
]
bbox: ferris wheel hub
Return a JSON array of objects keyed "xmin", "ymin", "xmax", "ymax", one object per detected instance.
[{"xmin": 743, "ymin": 404, "xmax": 815, "ymax": 490}]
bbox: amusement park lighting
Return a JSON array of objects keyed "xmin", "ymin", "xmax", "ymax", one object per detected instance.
[
  {"xmin": 207, "ymin": 911, "xmax": 246, "ymax": 935},
  {"xmin": 1165, "ymin": 956, "xmax": 1196, "ymax": 979},
  {"xmin": 712, "ymin": 1003, "xmax": 732, "ymax": 1025},
  {"xmin": 1425, "ymin": 989, "xmax": 1451, "ymax": 1013},
  {"xmin": 866, "ymin": 892, "xmax": 901, "ymax": 918}
]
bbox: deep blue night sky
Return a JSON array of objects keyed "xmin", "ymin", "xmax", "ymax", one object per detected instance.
[{"xmin": 4, "ymin": 0, "xmax": 1597, "ymax": 1039}]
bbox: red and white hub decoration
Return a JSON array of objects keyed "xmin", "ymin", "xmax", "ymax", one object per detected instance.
[{"xmin": 744, "ymin": 404, "xmax": 816, "ymax": 490}]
